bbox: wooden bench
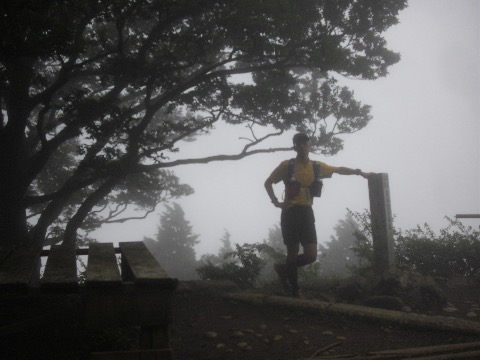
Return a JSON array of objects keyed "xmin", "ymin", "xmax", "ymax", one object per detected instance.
[{"xmin": 0, "ymin": 241, "xmax": 178, "ymax": 359}]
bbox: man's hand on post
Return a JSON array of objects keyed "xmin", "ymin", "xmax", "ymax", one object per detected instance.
[{"xmin": 360, "ymin": 171, "xmax": 376, "ymax": 179}]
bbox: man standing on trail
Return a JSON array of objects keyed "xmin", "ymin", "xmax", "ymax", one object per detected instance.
[{"xmin": 264, "ymin": 133, "xmax": 373, "ymax": 298}]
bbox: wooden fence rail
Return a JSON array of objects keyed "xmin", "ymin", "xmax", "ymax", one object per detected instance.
[{"xmin": 0, "ymin": 241, "xmax": 177, "ymax": 360}]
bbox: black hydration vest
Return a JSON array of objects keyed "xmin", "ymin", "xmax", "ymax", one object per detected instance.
[{"xmin": 286, "ymin": 158, "xmax": 323, "ymax": 199}]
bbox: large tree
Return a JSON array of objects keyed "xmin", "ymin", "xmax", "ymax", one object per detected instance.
[
  {"xmin": 144, "ymin": 202, "xmax": 199, "ymax": 279},
  {"xmin": 318, "ymin": 212, "xmax": 361, "ymax": 277},
  {"xmin": 0, "ymin": 0, "xmax": 407, "ymax": 250}
]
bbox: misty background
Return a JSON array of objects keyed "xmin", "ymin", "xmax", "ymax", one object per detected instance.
[{"xmin": 93, "ymin": 0, "xmax": 480, "ymax": 258}]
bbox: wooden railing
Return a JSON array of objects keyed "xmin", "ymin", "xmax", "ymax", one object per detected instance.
[{"xmin": 0, "ymin": 241, "xmax": 178, "ymax": 359}]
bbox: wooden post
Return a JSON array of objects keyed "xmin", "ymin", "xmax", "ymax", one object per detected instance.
[{"xmin": 368, "ymin": 173, "xmax": 395, "ymax": 273}]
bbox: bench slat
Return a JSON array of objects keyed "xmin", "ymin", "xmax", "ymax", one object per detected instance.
[
  {"xmin": 41, "ymin": 245, "xmax": 77, "ymax": 289},
  {"xmin": 119, "ymin": 242, "xmax": 177, "ymax": 288},
  {"xmin": 0, "ymin": 244, "xmax": 43, "ymax": 289},
  {"xmin": 90, "ymin": 348, "xmax": 173, "ymax": 360},
  {"xmin": 0, "ymin": 246, "xmax": 15, "ymax": 267},
  {"xmin": 86, "ymin": 243, "xmax": 121, "ymax": 286}
]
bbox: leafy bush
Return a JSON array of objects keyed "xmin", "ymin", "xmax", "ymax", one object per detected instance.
[
  {"xmin": 396, "ymin": 217, "xmax": 480, "ymax": 278},
  {"xmin": 196, "ymin": 243, "xmax": 275, "ymax": 288},
  {"xmin": 348, "ymin": 210, "xmax": 377, "ymax": 272},
  {"xmin": 349, "ymin": 210, "xmax": 480, "ymax": 279}
]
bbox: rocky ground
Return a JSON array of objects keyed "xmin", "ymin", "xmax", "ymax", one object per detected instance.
[
  {"xmin": 170, "ymin": 279, "xmax": 480, "ymax": 360},
  {"xmin": 1, "ymin": 277, "xmax": 479, "ymax": 359}
]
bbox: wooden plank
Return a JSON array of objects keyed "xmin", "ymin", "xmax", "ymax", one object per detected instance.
[
  {"xmin": 139, "ymin": 325, "xmax": 170, "ymax": 350},
  {"xmin": 0, "ymin": 245, "xmax": 15, "ymax": 266},
  {"xmin": 0, "ymin": 244, "xmax": 43, "ymax": 290},
  {"xmin": 41, "ymin": 247, "xmax": 94, "ymax": 257},
  {"xmin": 86, "ymin": 243, "xmax": 121, "ymax": 286},
  {"xmin": 41, "ymin": 245, "xmax": 78, "ymax": 290},
  {"xmin": 0, "ymin": 313, "xmax": 52, "ymax": 337},
  {"xmin": 84, "ymin": 283, "xmax": 172, "ymax": 328},
  {"xmin": 90, "ymin": 348, "xmax": 172, "ymax": 360},
  {"xmin": 119, "ymin": 242, "xmax": 177, "ymax": 288}
]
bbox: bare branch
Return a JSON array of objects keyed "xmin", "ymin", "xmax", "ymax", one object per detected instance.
[
  {"xmin": 136, "ymin": 146, "xmax": 293, "ymax": 173},
  {"xmin": 110, "ymin": 203, "xmax": 127, "ymax": 217},
  {"xmin": 241, "ymin": 130, "xmax": 285, "ymax": 154},
  {"xmin": 105, "ymin": 207, "xmax": 156, "ymax": 224}
]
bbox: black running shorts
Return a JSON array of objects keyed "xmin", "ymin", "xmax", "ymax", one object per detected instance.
[{"xmin": 280, "ymin": 206, "xmax": 317, "ymax": 246}]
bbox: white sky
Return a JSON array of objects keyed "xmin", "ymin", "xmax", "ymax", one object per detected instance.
[{"xmin": 93, "ymin": 0, "xmax": 480, "ymax": 257}]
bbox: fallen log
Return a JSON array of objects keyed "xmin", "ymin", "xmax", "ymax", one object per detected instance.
[
  {"xmin": 371, "ymin": 341, "xmax": 480, "ymax": 357},
  {"xmin": 306, "ymin": 342, "xmax": 480, "ymax": 359},
  {"xmin": 224, "ymin": 292, "xmax": 480, "ymax": 335},
  {"xmin": 313, "ymin": 349, "xmax": 480, "ymax": 359},
  {"xmin": 412, "ymin": 350, "xmax": 480, "ymax": 359}
]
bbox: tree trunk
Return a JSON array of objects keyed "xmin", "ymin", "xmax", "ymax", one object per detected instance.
[
  {"xmin": 0, "ymin": 60, "xmax": 34, "ymax": 250},
  {"xmin": 0, "ymin": 199, "xmax": 28, "ymax": 251},
  {"xmin": 63, "ymin": 175, "xmax": 123, "ymax": 247},
  {"xmin": 0, "ymin": 150, "xmax": 29, "ymax": 250},
  {"xmin": 29, "ymin": 193, "xmax": 72, "ymax": 247}
]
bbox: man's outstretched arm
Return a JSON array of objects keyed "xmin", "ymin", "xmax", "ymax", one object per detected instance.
[{"xmin": 334, "ymin": 167, "xmax": 375, "ymax": 179}]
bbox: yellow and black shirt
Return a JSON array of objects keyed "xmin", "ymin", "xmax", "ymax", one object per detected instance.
[{"xmin": 267, "ymin": 159, "xmax": 336, "ymax": 207}]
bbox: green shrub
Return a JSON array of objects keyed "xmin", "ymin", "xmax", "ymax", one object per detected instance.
[
  {"xmin": 196, "ymin": 243, "xmax": 275, "ymax": 288},
  {"xmin": 350, "ymin": 210, "xmax": 480, "ymax": 280},
  {"xmin": 396, "ymin": 217, "xmax": 480, "ymax": 278}
]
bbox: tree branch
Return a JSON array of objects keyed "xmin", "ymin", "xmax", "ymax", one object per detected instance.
[
  {"xmin": 105, "ymin": 207, "xmax": 157, "ymax": 224},
  {"xmin": 136, "ymin": 146, "xmax": 293, "ymax": 172},
  {"xmin": 63, "ymin": 174, "xmax": 123, "ymax": 246},
  {"xmin": 241, "ymin": 129, "xmax": 285, "ymax": 154}
]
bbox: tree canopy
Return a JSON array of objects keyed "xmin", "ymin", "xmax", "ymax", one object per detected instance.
[{"xmin": 0, "ymin": 0, "xmax": 407, "ymax": 249}]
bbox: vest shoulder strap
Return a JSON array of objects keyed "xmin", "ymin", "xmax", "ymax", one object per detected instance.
[
  {"xmin": 313, "ymin": 161, "xmax": 321, "ymax": 179},
  {"xmin": 288, "ymin": 158, "xmax": 295, "ymax": 179}
]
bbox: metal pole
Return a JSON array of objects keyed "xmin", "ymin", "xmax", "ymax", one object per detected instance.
[{"xmin": 455, "ymin": 214, "xmax": 480, "ymax": 219}]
